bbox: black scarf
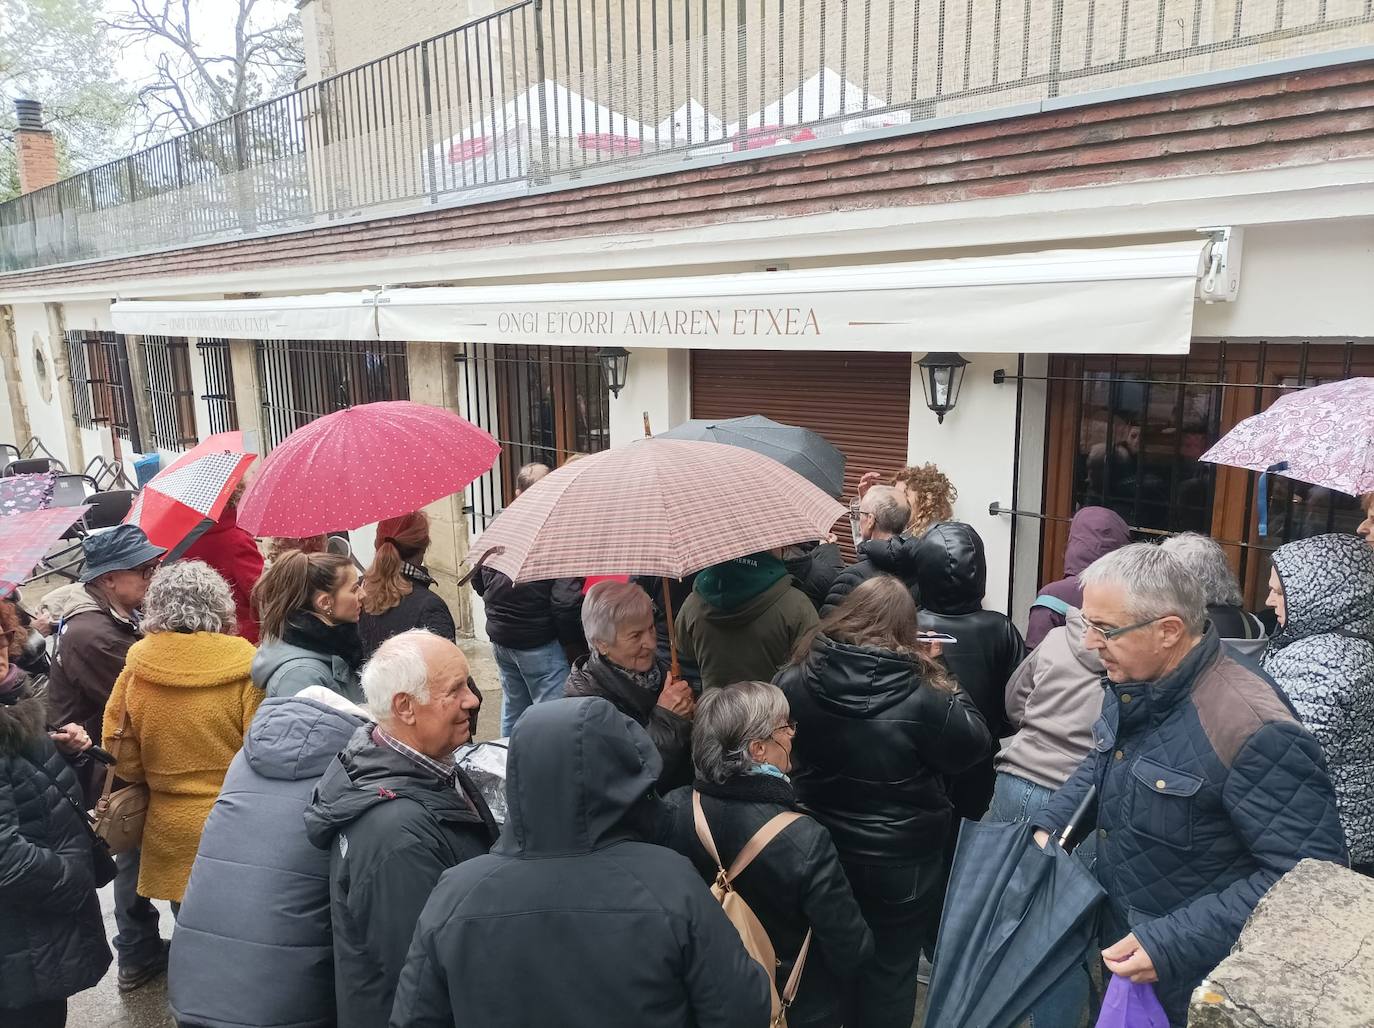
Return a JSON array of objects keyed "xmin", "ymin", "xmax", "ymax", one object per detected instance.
[
  {"xmin": 283, "ymin": 612, "xmax": 365, "ymax": 671},
  {"xmin": 693, "ymin": 772, "xmax": 797, "ymax": 808},
  {"xmin": 566, "ymin": 650, "xmax": 664, "ymax": 725}
]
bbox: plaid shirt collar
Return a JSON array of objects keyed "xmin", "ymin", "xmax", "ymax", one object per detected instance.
[
  {"xmin": 373, "ymin": 726, "xmax": 457, "ymax": 785},
  {"xmin": 401, "ymin": 562, "xmax": 435, "ymax": 586}
]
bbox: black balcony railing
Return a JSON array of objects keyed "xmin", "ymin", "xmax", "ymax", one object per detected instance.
[{"xmin": 2, "ymin": 0, "xmax": 1372, "ymax": 273}]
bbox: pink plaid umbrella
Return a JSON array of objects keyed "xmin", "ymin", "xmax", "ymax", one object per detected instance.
[
  {"xmin": 1200, "ymin": 377, "xmax": 1374, "ymax": 497},
  {"xmin": 0, "ymin": 506, "xmax": 89, "ymax": 592},
  {"xmin": 468, "ymin": 438, "xmax": 846, "ymax": 583}
]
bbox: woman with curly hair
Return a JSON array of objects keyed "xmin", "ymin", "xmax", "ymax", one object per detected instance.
[
  {"xmin": 100, "ymin": 560, "xmax": 262, "ymax": 907},
  {"xmin": 891, "ymin": 463, "xmax": 957, "ymax": 537}
]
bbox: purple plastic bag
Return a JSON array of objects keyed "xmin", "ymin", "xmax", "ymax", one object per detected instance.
[{"xmin": 1094, "ymin": 975, "xmax": 1170, "ymax": 1028}]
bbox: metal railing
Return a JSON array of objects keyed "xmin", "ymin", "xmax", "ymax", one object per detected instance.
[{"xmin": 4, "ymin": 0, "xmax": 1373, "ymax": 273}]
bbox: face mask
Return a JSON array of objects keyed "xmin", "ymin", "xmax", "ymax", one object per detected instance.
[{"xmin": 750, "ymin": 762, "xmax": 790, "ymax": 782}]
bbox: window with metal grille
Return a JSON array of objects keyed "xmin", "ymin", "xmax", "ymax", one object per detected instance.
[
  {"xmin": 66, "ymin": 330, "xmax": 143, "ymax": 451},
  {"xmin": 1021, "ymin": 339, "xmax": 1374, "ymax": 610},
  {"xmin": 254, "ymin": 339, "xmax": 410, "ymax": 450},
  {"xmin": 457, "ymin": 343, "xmax": 610, "ymax": 533},
  {"xmin": 139, "ymin": 335, "xmax": 199, "ymax": 450},
  {"xmin": 197, "ymin": 338, "xmax": 239, "ymax": 434}
]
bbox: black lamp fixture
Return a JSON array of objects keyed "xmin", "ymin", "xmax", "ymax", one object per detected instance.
[
  {"xmin": 917, "ymin": 352, "xmax": 969, "ymax": 424},
  {"xmin": 596, "ymin": 346, "xmax": 630, "ymax": 398}
]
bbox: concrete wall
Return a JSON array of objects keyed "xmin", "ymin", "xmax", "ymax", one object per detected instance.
[{"xmin": 607, "ymin": 347, "xmax": 691, "ymax": 446}]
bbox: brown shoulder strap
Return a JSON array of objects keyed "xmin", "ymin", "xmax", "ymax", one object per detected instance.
[
  {"xmin": 692, "ymin": 791, "xmax": 803, "ymax": 883},
  {"xmin": 98, "ymin": 705, "xmax": 131, "ymax": 807},
  {"xmin": 781, "ymin": 929, "xmax": 813, "ymax": 1006},
  {"xmin": 692, "ymin": 791, "xmax": 725, "ymax": 874}
]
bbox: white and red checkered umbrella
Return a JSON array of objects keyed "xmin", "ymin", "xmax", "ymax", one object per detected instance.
[
  {"xmin": 126, "ymin": 444, "xmax": 257, "ymax": 562},
  {"xmin": 0, "ymin": 506, "xmax": 89, "ymax": 592},
  {"xmin": 468, "ymin": 438, "xmax": 847, "ymax": 583}
]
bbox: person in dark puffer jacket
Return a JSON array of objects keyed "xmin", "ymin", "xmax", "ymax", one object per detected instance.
[
  {"xmin": 819, "ymin": 486, "xmax": 915, "ymax": 616},
  {"xmin": 776, "ymin": 576, "xmax": 989, "ymax": 1028},
  {"xmin": 784, "ymin": 540, "xmax": 845, "ymax": 612},
  {"xmin": 660, "ymin": 682, "xmax": 873, "ymax": 1028},
  {"xmin": 0, "ymin": 662, "xmax": 112, "ymax": 1028},
  {"xmin": 913, "ymin": 521, "xmax": 1026, "ymax": 823},
  {"xmin": 1263, "ymin": 533, "xmax": 1374, "ymax": 872},
  {"xmin": 359, "ymin": 511, "xmax": 456, "ymax": 658},
  {"xmin": 1034, "ymin": 544, "xmax": 1347, "ymax": 1027},
  {"xmin": 169, "ymin": 690, "xmax": 367, "ymax": 1028}
]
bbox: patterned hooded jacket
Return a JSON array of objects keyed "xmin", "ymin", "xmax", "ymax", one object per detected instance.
[{"xmin": 1263, "ymin": 533, "xmax": 1374, "ymax": 865}]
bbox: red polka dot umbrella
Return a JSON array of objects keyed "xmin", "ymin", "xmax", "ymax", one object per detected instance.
[{"xmin": 237, "ymin": 401, "xmax": 500, "ymax": 536}]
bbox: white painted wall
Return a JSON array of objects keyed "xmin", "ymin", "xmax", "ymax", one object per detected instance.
[
  {"xmin": 9, "ymin": 302, "xmax": 75, "ymax": 469},
  {"xmin": 607, "ymin": 347, "xmax": 691, "ymax": 445}
]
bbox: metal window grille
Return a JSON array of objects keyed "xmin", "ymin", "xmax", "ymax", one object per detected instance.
[
  {"xmin": 198, "ymin": 337, "xmax": 240, "ymax": 434},
  {"xmin": 995, "ymin": 338, "xmax": 1374, "ymax": 610},
  {"xmin": 254, "ymin": 339, "xmax": 410, "ymax": 450},
  {"xmin": 66, "ymin": 330, "xmax": 143, "ymax": 451},
  {"xmin": 139, "ymin": 335, "xmax": 199, "ymax": 450},
  {"xmin": 457, "ymin": 343, "xmax": 610, "ymax": 533}
]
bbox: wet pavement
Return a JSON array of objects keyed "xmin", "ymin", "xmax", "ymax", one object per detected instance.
[{"xmin": 70, "ymin": 888, "xmax": 175, "ymax": 1028}]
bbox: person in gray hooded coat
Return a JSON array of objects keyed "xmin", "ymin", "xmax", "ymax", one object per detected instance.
[
  {"xmin": 1263, "ymin": 532, "xmax": 1374, "ymax": 871},
  {"xmin": 168, "ymin": 690, "xmax": 366, "ymax": 1028}
]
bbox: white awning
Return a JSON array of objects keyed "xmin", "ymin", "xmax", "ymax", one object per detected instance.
[{"xmin": 112, "ymin": 240, "xmax": 1217, "ymax": 354}]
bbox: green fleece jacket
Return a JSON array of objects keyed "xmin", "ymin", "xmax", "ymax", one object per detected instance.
[{"xmin": 675, "ymin": 557, "xmax": 818, "ymax": 690}]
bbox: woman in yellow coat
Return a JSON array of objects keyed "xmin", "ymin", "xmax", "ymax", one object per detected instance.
[{"xmin": 102, "ymin": 559, "xmax": 263, "ymax": 904}]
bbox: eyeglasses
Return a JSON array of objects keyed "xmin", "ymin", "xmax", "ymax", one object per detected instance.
[
  {"xmin": 772, "ymin": 720, "xmax": 798, "ymax": 736},
  {"xmin": 131, "ymin": 562, "xmax": 159, "ymax": 581},
  {"xmin": 1074, "ymin": 612, "xmax": 1170, "ymax": 641},
  {"xmin": 847, "ymin": 502, "xmax": 873, "ymax": 524}
]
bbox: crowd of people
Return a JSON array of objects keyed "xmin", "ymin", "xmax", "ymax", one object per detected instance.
[{"xmin": 1, "ymin": 460, "xmax": 1371, "ymax": 1028}]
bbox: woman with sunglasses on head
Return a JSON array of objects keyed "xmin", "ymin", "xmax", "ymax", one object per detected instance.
[
  {"xmin": 659, "ymin": 681, "xmax": 873, "ymax": 1028},
  {"xmin": 774, "ymin": 575, "xmax": 989, "ymax": 1028},
  {"xmin": 251, "ymin": 551, "xmax": 366, "ymax": 704}
]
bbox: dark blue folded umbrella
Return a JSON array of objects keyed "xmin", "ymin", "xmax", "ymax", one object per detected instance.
[
  {"xmin": 657, "ymin": 415, "xmax": 846, "ymax": 498},
  {"xmin": 922, "ymin": 816, "xmax": 1106, "ymax": 1028}
]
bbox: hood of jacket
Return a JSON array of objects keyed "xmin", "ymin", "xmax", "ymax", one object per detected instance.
[
  {"xmin": 252, "ymin": 637, "xmax": 335, "ymax": 683},
  {"xmin": 1062, "ymin": 605, "xmax": 1104, "ymax": 674},
  {"xmin": 798, "ymin": 633, "xmax": 928, "ymax": 717},
  {"xmin": 127, "ymin": 631, "xmax": 255, "ymax": 688},
  {"xmin": 860, "ymin": 533, "xmax": 923, "ymax": 581},
  {"xmin": 1062, "ymin": 507, "xmax": 1132, "ymax": 577},
  {"xmin": 242, "ymin": 695, "xmax": 367, "ymax": 782},
  {"xmin": 0, "ymin": 680, "xmax": 46, "ymax": 757},
  {"xmin": 495, "ymin": 697, "xmax": 660, "ymax": 857},
  {"xmin": 693, "ymin": 552, "xmax": 789, "ymax": 613},
  {"xmin": 1271, "ymin": 533, "xmax": 1374, "ymax": 645},
  {"xmin": 696, "ymin": 575, "xmax": 797, "ymax": 627},
  {"xmin": 60, "ymin": 584, "xmax": 138, "ymax": 631},
  {"xmin": 303, "ymin": 724, "xmax": 480, "ymax": 847},
  {"xmin": 912, "ymin": 522, "xmax": 987, "ymax": 615}
]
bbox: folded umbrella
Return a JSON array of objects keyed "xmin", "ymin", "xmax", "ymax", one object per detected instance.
[
  {"xmin": 1200, "ymin": 377, "xmax": 1374, "ymax": 497},
  {"xmin": 126, "ymin": 445, "xmax": 257, "ymax": 563},
  {"xmin": 238, "ymin": 401, "xmax": 500, "ymax": 537},
  {"xmin": 922, "ymin": 808, "xmax": 1105, "ymax": 1028},
  {"xmin": 657, "ymin": 415, "xmax": 847, "ymax": 498},
  {"xmin": 0, "ymin": 506, "xmax": 90, "ymax": 592},
  {"xmin": 467, "ymin": 438, "xmax": 846, "ymax": 583}
]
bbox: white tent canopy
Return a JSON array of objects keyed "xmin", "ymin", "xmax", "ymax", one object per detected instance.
[
  {"xmin": 737, "ymin": 68, "xmax": 909, "ymax": 132},
  {"xmin": 112, "ymin": 240, "xmax": 1219, "ymax": 355},
  {"xmin": 439, "ymin": 79, "xmax": 645, "ymax": 158},
  {"xmin": 656, "ymin": 100, "xmax": 726, "ymax": 143}
]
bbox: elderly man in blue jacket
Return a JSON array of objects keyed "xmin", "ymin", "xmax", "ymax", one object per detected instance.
[{"xmin": 1034, "ymin": 543, "xmax": 1347, "ymax": 1026}]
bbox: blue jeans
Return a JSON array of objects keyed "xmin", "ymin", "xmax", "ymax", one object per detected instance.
[
  {"xmin": 493, "ymin": 639, "xmax": 571, "ymax": 737},
  {"xmin": 112, "ymin": 847, "xmax": 163, "ymax": 968},
  {"xmin": 983, "ymin": 771, "xmax": 1095, "ymax": 1028}
]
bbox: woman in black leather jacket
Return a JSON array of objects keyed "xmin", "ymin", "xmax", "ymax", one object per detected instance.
[
  {"xmin": 660, "ymin": 681, "xmax": 874, "ymax": 1028},
  {"xmin": 774, "ymin": 575, "xmax": 989, "ymax": 1028}
]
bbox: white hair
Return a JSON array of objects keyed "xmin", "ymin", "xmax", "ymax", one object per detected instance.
[
  {"xmin": 864, "ymin": 486, "xmax": 910, "ymax": 536},
  {"xmin": 1158, "ymin": 533, "xmax": 1244, "ymax": 608},
  {"xmin": 360, "ymin": 629, "xmax": 435, "ymax": 723},
  {"xmin": 581, "ymin": 580, "xmax": 654, "ymax": 649},
  {"xmin": 691, "ymin": 681, "xmax": 790, "ymax": 785},
  {"xmin": 142, "ymin": 560, "xmax": 237, "ymax": 635},
  {"xmin": 1079, "ymin": 543, "xmax": 1207, "ymax": 635}
]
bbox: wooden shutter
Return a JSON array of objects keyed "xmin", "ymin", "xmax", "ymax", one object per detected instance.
[{"xmin": 690, "ymin": 349, "xmax": 912, "ymax": 550}]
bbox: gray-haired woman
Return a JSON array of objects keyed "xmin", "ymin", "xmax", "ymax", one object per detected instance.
[
  {"xmin": 659, "ymin": 682, "xmax": 873, "ymax": 1028},
  {"xmin": 100, "ymin": 560, "xmax": 262, "ymax": 906},
  {"xmin": 565, "ymin": 580, "xmax": 694, "ymax": 791}
]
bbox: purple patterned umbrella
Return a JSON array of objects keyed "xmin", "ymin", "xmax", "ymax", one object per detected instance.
[
  {"xmin": 0, "ymin": 472, "xmax": 56, "ymax": 517},
  {"xmin": 1200, "ymin": 377, "xmax": 1374, "ymax": 497}
]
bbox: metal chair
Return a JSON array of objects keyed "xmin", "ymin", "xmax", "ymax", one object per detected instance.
[
  {"xmin": 83, "ymin": 456, "xmax": 133, "ymax": 491},
  {"xmin": 50, "ymin": 474, "xmax": 97, "ymax": 508},
  {"xmin": 4, "ymin": 457, "xmax": 65, "ymax": 477},
  {"xmin": 84, "ymin": 490, "xmax": 137, "ymax": 532}
]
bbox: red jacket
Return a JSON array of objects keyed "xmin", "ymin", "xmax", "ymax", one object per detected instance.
[{"xmin": 182, "ymin": 504, "xmax": 265, "ymax": 644}]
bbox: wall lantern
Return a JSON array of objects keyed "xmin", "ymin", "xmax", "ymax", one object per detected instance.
[
  {"xmin": 917, "ymin": 352, "xmax": 969, "ymax": 424},
  {"xmin": 597, "ymin": 346, "xmax": 631, "ymax": 398}
]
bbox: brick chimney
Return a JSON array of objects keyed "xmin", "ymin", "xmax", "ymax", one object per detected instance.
[{"xmin": 13, "ymin": 99, "xmax": 59, "ymax": 194}]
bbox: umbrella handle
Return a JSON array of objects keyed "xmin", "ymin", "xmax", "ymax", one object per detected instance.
[
  {"xmin": 660, "ymin": 578, "xmax": 681, "ymax": 680},
  {"xmin": 1059, "ymin": 785, "xmax": 1098, "ymax": 852}
]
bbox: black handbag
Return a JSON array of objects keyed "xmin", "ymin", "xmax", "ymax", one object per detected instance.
[{"xmin": 26, "ymin": 754, "xmax": 119, "ymax": 888}]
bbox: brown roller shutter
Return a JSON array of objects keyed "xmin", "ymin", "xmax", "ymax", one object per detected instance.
[{"xmin": 690, "ymin": 349, "xmax": 913, "ymax": 553}]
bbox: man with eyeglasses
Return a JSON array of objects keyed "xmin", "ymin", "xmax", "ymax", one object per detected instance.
[
  {"xmin": 48, "ymin": 524, "xmax": 171, "ymax": 993},
  {"xmin": 1031, "ymin": 543, "xmax": 1346, "ymax": 1027}
]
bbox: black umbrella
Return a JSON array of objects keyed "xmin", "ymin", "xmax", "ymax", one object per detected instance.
[
  {"xmin": 656, "ymin": 415, "xmax": 846, "ymax": 498},
  {"xmin": 922, "ymin": 792, "xmax": 1104, "ymax": 1028}
]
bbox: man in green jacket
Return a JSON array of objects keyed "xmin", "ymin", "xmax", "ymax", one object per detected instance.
[{"xmin": 675, "ymin": 551, "xmax": 818, "ymax": 690}]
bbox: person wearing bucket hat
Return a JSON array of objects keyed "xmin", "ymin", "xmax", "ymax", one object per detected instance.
[{"xmin": 47, "ymin": 523, "xmax": 170, "ymax": 995}]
